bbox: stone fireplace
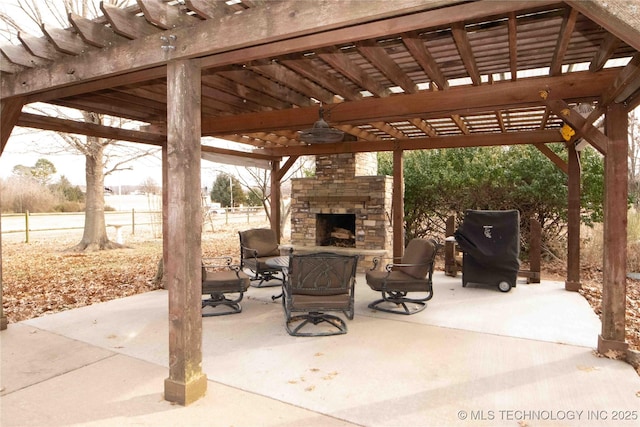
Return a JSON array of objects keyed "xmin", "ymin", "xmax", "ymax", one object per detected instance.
[{"xmin": 287, "ymin": 152, "xmax": 393, "ymax": 272}]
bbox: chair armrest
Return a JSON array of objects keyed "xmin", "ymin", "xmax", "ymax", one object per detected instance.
[
  {"xmin": 370, "ymin": 256, "xmax": 402, "ymax": 271},
  {"xmin": 240, "ymin": 245, "xmax": 259, "ymax": 259},
  {"xmin": 383, "ymin": 261, "xmax": 429, "ymax": 272},
  {"xmin": 203, "ymin": 256, "xmax": 243, "ymax": 275}
]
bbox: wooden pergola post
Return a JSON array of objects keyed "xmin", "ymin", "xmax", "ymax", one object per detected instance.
[
  {"xmin": 566, "ymin": 143, "xmax": 581, "ymax": 291},
  {"xmin": 270, "ymin": 160, "xmax": 281, "ymax": 241},
  {"xmin": 163, "ymin": 59, "xmax": 207, "ymax": 405},
  {"xmin": 392, "ymin": 149, "xmax": 404, "ymax": 258},
  {"xmin": 598, "ymin": 103, "xmax": 629, "ymax": 355}
]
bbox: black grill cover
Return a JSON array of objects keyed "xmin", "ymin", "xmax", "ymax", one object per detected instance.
[{"xmin": 454, "ymin": 209, "xmax": 520, "ymax": 273}]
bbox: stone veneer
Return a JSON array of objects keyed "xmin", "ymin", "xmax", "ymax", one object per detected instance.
[{"xmin": 288, "ymin": 152, "xmax": 393, "ymax": 272}]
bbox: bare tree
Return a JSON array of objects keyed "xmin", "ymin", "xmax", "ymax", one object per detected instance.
[
  {"xmin": 234, "ymin": 157, "xmax": 314, "ymax": 234},
  {"xmin": 1, "ymin": 0, "xmax": 158, "ymax": 251}
]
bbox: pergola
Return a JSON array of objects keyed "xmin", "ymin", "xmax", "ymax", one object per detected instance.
[{"xmin": 1, "ymin": 0, "xmax": 639, "ymax": 405}]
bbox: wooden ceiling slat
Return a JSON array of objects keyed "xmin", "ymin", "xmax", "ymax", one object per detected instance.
[
  {"xmin": 17, "ymin": 33, "xmax": 63, "ymax": 61},
  {"xmin": 355, "ymin": 39, "xmax": 418, "ymax": 94},
  {"xmin": 403, "ymin": 35, "xmax": 448, "ymax": 90},
  {"xmin": 601, "ymin": 53, "xmax": 640, "ymax": 106},
  {"xmin": 370, "ymin": 121, "xmax": 408, "ymax": 139},
  {"xmin": 219, "ymin": 68, "xmax": 311, "ymax": 107},
  {"xmin": 450, "ymin": 114, "xmax": 470, "ymax": 134},
  {"xmin": 451, "ymin": 22, "xmax": 481, "ymax": 85},
  {"xmin": 0, "ymin": 54, "xmax": 26, "ymax": 73},
  {"xmin": 101, "ymin": 2, "xmax": 161, "ymax": 39},
  {"xmin": 69, "ymin": 13, "xmax": 128, "ymax": 48},
  {"xmin": 409, "ymin": 118, "xmax": 438, "ymax": 137},
  {"xmin": 185, "ymin": 0, "xmax": 230, "ymax": 20},
  {"xmin": 200, "ymin": 91, "xmax": 255, "ymax": 114},
  {"xmin": 281, "ymin": 58, "xmax": 362, "ymax": 101},
  {"xmin": 202, "ymin": 69, "xmax": 617, "ymax": 135},
  {"xmin": 549, "ymin": 7, "xmax": 578, "ymax": 76},
  {"xmin": 318, "ymin": 47, "xmax": 391, "ymax": 98},
  {"xmin": 249, "ymin": 61, "xmax": 335, "ymax": 105},
  {"xmin": 508, "ymin": 12, "xmax": 518, "ymax": 80},
  {"xmin": 138, "ymin": 0, "xmax": 201, "ymax": 30},
  {"xmin": 41, "ymin": 25, "xmax": 94, "ymax": 56},
  {"xmin": 0, "ymin": 44, "xmax": 49, "ymax": 68},
  {"xmin": 566, "ymin": 0, "xmax": 640, "ymax": 51},
  {"xmin": 335, "ymin": 124, "xmax": 380, "ymax": 141},
  {"xmin": 203, "ymin": 74, "xmax": 289, "ymax": 110}
]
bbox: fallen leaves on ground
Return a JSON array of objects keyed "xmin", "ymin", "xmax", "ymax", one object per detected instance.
[{"xmin": 2, "ymin": 226, "xmax": 250, "ymax": 323}]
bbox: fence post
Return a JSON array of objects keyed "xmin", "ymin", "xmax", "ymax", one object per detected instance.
[
  {"xmin": 24, "ymin": 210, "xmax": 30, "ymax": 243},
  {"xmin": 132, "ymin": 209, "xmax": 136, "ymax": 235},
  {"xmin": 444, "ymin": 215, "xmax": 457, "ymax": 277}
]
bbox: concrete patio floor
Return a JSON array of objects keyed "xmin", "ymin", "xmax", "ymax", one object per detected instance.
[{"xmin": 2, "ymin": 272, "xmax": 639, "ymax": 427}]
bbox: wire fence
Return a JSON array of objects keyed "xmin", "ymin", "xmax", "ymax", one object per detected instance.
[{"xmin": 1, "ymin": 208, "xmax": 269, "ymax": 243}]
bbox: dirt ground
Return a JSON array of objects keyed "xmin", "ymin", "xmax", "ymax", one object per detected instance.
[{"xmin": 1, "ymin": 227, "xmax": 638, "ymax": 354}]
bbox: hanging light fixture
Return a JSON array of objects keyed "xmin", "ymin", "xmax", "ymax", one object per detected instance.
[{"xmin": 299, "ymin": 106, "xmax": 344, "ymax": 144}]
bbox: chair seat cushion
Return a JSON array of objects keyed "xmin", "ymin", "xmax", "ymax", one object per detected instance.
[
  {"xmin": 290, "ymin": 293, "xmax": 350, "ymax": 310},
  {"xmin": 202, "ymin": 270, "xmax": 250, "ymax": 294},
  {"xmin": 365, "ymin": 270, "xmax": 431, "ymax": 292},
  {"xmin": 243, "ymin": 257, "xmax": 280, "ymax": 272}
]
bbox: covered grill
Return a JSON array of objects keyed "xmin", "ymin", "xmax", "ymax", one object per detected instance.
[{"xmin": 454, "ymin": 210, "xmax": 520, "ymax": 292}]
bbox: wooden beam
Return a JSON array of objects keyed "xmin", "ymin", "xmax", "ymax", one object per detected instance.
[
  {"xmin": 18, "ymin": 32, "xmax": 63, "ymax": 61},
  {"xmin": 598, "ymin": 102, "xmax": 629, "ymax": 355},
  {"xmin": 281, "ymin": 58, "xmax": 362, "ymax": 101},
  {"xmin": 68, "ymin": 13, "xmax": 128, "ymax": 48},
  {"xmin": 356, "ymin": 39, "xmax": 418, "ymax": 94},
  {"xmin": 16, "ymin": 112, "xmax": 165, "ymax": 145},
  {"xmin": 262, "ymin": 130, "xmax": 562, "ymax": 157},
  {"xmin": 601, "ymin": 53, "xmax": 640, "ymax": 107},
  {"xmin": 249, "ymin": 61, "xmax": 335, "ymax": 105},
  {"xmin": 138, "ymin": 0, "xmax": 201, "ymax": 30},
  {"xmin": 392, "ymin": 149, "xmax": 404, "ymax": 258},
  {"xmin": 566, "ymin": 143, "xmax": 581, "ymax": 290},
  {"xmin": 0, "ymin": 97, "xmax": 25, "ymax": 155},
  {"xmin": 403, "ymin": 34, "xmax": 449, "ymax": 90},
  {"xmin": 507, "ymin": 12, "xmax": 518, "ymax": 81},
  {"xmin": 41, "ymin": 24, "xmax": 94, "ymax": 56},
  {"xmin": 589, "ymin": 32, "xmax": 621, "ymax": 72},
  {"xmin": 270, "ymin": 160, "xmax": 281, "ymax": 240},
  {"xmin": 163, "ymin": 59, "xmax": 207, "ymax": 406},
  {"xmin": 275, "ymin": 155, "xmax": 300, "ymax": 181},
  {"xmin": 202, "ymin": 70, "xmax": 618, "ymax": 135},
  {"xmin": 101, "ymin": 2, "xmax": 160, "ymax": 39},
  {"xmin": 451, "ymin": 22, "xmax": 481, "ymax": 85},
  {"xmin": 566, "ymin": 0, "xmax": 640, "ymax": 51},
  {"xmin": 0, "ymin": 44, "xmax": 49, "ymax": 68},
  {"xmin": 544, "ymin": 98, "xmax": 608, "ymax": 154},
  {"xmin": 534, "ymin": 142, "xmax": 568, "ymax": 174},
  {"xmin": 549, "ymin": 7, "xmax": 578, "ymax": 76},
  {"xmin": 185, "ymin": 0, "xmax": 229, "ymax": 20},
  {"xmin": 1, "ymin": 0, "xmax": 555, "ymax": 99}
]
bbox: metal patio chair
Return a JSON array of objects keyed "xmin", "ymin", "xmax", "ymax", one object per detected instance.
[
  {"xmin": 239, "ymin": 228, "xmax": 283, "ymax": 287},
  {"xmin": 201, "ymin": 256, "xmax": 251, "ymax": 316},
  {"xmin": 283, "ymin": 252, "xmax": 358, "ymax": 337},
  {"xmin": 365, "ymin": 238, "xmax": 439, "ymax": 315}
]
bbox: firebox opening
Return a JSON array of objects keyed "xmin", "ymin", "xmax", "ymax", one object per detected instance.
[{"xmin": 316, "ymin": 214, "xmax": 356, "ymax": 248}]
